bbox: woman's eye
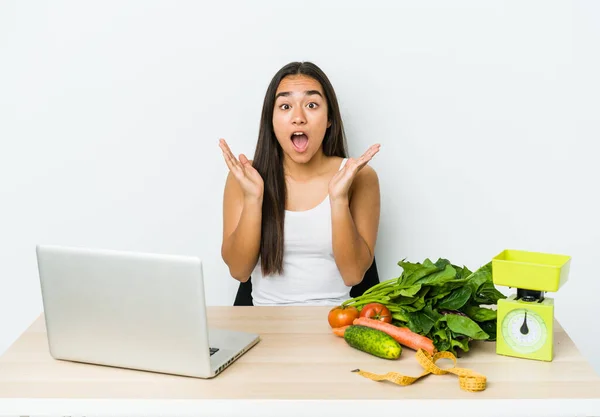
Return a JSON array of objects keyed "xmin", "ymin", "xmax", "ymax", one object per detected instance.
[
  {"xmin": 307, "ymin": 102, "xmax": 319, "ymax": 109},
  {"xmin": 280, "ymin": 104, "xmax": 290, "ymax": 110}
]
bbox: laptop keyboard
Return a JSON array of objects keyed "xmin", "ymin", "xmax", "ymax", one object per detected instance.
[{"xmin": 209, "ymin": 347, "xmax": 219, "ymax": 356}]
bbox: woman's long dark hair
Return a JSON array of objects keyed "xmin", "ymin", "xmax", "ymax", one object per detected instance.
[{"xmin": 253, "ymin": 61, "xmax": 348, "ymax": 276}]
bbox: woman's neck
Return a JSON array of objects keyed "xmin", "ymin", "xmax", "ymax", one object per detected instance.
[{"xmin": 283, "ymin": 149, "xmax": 330, "ymax": 182}]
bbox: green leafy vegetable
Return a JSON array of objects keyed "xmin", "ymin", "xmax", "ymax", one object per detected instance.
[
  {"xmin": 342, "ymin": 258, "xmax": 506, "ymax": 355},
  {"xmin": 436, "ymin": 286, "xmax": 472, "ymax": 310},
  {"xmin": 462, "ymin": 305, "xmax": 497, "ymax": 322},
  {"xmin": 440, "ymin": 314, "xmax": 489, "ymax": 340},
  {"xmin": 478, "ymin": 320, "xmax": 498, "ymax": 341},
  {"xmin": 405, "ymin": 306, "xmax": 442, "ymax": 334},
  {"xmin": 474, "ymin": 281, "xmax": 506, "ymax": 305}
]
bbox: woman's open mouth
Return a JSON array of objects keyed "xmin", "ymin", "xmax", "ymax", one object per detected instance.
[{"xmin": 291, "ymin": 131, "xmax": 309, "ymax": 153}]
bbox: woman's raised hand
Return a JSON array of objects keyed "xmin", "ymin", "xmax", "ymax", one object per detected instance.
[
  {"xmin": 328, "ymin": 144, "xmax": 380, "ymax": 204},
  {"xmin": 219, "ymin": 138, "xmax": 264, "ymax": 201}
]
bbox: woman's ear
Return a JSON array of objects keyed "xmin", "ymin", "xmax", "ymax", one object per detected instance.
[{"xmin": 327, "ymin": 120, "xmax": 332, "ymax": 128}]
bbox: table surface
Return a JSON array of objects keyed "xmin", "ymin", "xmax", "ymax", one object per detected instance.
[{"xmin": 1, "ymin": 306, "xmax": 599, "ymax": 416}]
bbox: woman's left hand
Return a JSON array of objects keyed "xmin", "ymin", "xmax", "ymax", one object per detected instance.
[{"xmin": 328, "ymin": 144, "xmax": 380, "ymax": 205}]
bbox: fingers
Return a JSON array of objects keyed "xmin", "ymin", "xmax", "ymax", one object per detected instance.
[
  {"xmin": 357, "ymin": 143, "xmax": 380, "ymax": 166},
  {"xmin": 239, "ymin": 153, "xmax": 250, "ymax": 166},
  {"xmin": 219, "ymin": 138, "xmax": 242, "ymax": 172},
  {"xmin": 222, "ymin": 150, "xmax": 238, "ymax": 173},
  {"xmin": 218, "ymin": 138, "xmax": 236, "ymax": 161},
  {"xmin": 343, "ymin": 144, "xmax": 380, "ymax": 175}
]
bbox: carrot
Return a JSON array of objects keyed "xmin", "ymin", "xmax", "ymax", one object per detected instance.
[
  {"xmin": 353, "ymin": 317, "xmax": 436, "ymax": 355},
  {"xmin": 332, "ymin": 325, "xmax": 350, "ymax": 337}
]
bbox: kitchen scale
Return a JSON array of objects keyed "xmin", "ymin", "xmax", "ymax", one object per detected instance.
[{"xmin": 492, "ymin": 249, "xmax": 571, "ymax": 362}]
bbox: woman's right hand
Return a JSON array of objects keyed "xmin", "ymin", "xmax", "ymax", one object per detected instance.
[{"xmin": 219, "ymin": 138, "xmax": 264, "ymax": 201}]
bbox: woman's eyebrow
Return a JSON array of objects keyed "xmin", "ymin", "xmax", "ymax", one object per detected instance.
[
  {"xmin": 275, "ymin": 90, "xmax": 324, "ymax": 99},
  {"xmin": 304, "ymin": 90, "xmax": 323, "ymax": 97}
]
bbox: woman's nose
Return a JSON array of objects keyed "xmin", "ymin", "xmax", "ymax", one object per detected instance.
[{"xmin": 291, "ymin": 108, "xmax": 307, "ymax": 125}]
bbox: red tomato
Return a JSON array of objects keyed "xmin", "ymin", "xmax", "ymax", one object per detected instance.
[
  {"xmin": 359, "ymin": 303, "xmax": 392, "ymax": 323},
  {"xmin": 328, "ymin": 305, "xmax": 359, "ymax": 328}
]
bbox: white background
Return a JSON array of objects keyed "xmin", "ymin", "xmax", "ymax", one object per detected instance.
[{"xmin": 1, "ymin": 0, "xmax": 598, "ymax": 375}]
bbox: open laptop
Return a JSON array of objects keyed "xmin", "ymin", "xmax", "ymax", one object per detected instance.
[{"xmin": 35, "ymin": 244, "xmax": 260, "ymax": 378}]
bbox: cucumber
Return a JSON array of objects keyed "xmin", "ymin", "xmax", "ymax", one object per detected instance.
[{"xmin": 344, "ymin": 325, "xmax": 402, "ymax": 359}]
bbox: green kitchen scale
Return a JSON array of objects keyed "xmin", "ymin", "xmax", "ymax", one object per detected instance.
[{"xmin": 492, "ymin": 249, "xmax": 571, "ymax": 362}]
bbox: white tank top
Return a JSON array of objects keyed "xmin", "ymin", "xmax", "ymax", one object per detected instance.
[{"xmin": 251, "ymin": 158, "xmax": 350, "ymax": 306}]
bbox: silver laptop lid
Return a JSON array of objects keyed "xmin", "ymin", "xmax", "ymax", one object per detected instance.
[{"xmin": 36, "ymin": 245, "xmax": 213, "ymax": 378}]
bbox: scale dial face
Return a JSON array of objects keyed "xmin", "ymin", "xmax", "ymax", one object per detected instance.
[{"xmin": 501, "ymin": 308, "xmax": 548, "ymax": 354}]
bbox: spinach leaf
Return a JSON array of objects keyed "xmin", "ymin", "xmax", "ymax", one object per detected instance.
[
  {"xmin": 432, "ymin": 327, "xmax": 452, "ymax": 352},
  {"xmin": 462, "ymin": 305, "xmax": 497, "ymax": 322},
  {"xmin": 429, "ymin": 291, "xmax": 453, "ymax": 303},
  {"xmin": 478, "ymin": 320, "xmax": 498, "ymax": 341},
  {"xmin": 397, "ymin": 259, "xmax": 423, "ymax": 277},
  {"xmin": 434, "ymin": 339, "xmax": 451, "ymax": 352},
  {"xmin": 417, "ymin": 264, "xmax": 457, "ymax": 286},
  {"xmin": 428, "ymin": 281, "xmax": 468, "ymax": 298},
  {"xmin": 474, "ymin": 281, "xmax": 506, "ymax": 305},
  {"xmin": 441, "ymin": 314, "xmax": 489, "ymax": 340},
  {"xmin": 400, "ymin": 259, "xmax": 442, "ymax": 286},
  {"xmin": 405, "ymin": 306, "xmax": 442, "ymax": 334},
  {"xmin": 451, "ymin": 336, "xmax": 471, "ymax": 353},
  {"xmin": 466, "ymin": 262, "xmax": 493, "ymax": 295},
  {"xmin": 392, "ymin": 295, "xmax": 418, "ymax": 305},
  {"xmin": 453, "ymin": 265, "xmax": 473, "ymax": 281},
  {"xmin": 401, "ymin": 296, "xmax": 426, "ymax": 312},
  {"xmin": 405, "ymin": 316, "xmax": 422, "ymax": 334},
  {"xmin": 397, "ymin": 284, "xmax": 422, "ymax": 297},
  {"xmin": 434, "ymin": 258, "xmax": 452, "ymax": 269},
  {"xmin": 436, "ymin": 286, "xmax": 472, "ymax": 310},
  {"xmin": 392, "ymin": 287, "xmax": 431, "ymax": 310}
]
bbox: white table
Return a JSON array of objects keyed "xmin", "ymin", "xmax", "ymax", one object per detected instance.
[{"xmin": 1, "ymin": 306, "xmax": 599, "ymax": 416}]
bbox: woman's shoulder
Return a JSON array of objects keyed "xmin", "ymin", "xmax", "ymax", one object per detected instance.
[
  {"xmin": 355, "ymin": 164, "xmax": 378, "ymax": 184},
  {"xmin": 351, "ymin": 156, "xmax": 379, "ymax": 193}
]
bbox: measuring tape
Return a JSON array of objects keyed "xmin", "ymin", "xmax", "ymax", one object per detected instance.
[{"xmin": 352, "ymin": 348, "xmax": 487, "ymax": 392}]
